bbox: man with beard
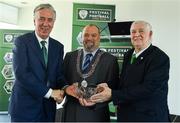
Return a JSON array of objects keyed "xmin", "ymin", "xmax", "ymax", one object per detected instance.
[
  {"xmin": 9, "ymin": 4, "xmax": 67, "ymax": 122},
  {"xmin": 62, "ymin": 24, "xmax": 119, "ymax": 121}
]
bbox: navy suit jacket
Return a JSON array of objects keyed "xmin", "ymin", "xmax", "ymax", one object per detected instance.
[
  {"xmin": 9, "ymin": 32, "xmax": 67, "ymax": 122},
  {"xmin": 112, "ymin": 45, "xmax": 170, "ymax": 122}
]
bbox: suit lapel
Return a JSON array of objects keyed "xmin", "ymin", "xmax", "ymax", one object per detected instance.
[
  {"xmin": 128, "ymin": 45, "xmax": 153, "ymax": 65},
  {"xmin": 136, "ymin": 45, "xmax": 153, "ymax": 64},
  {"xmin": 28, "ymin": 32, "xmax": 46, "ymax": 67},
  {"xmin": 80, "ymin": 50, "xmax": 83, "ymax": 71},
  {"xmin": 47, "ymin": 38, "xmax": 57, "ymax": 68}
]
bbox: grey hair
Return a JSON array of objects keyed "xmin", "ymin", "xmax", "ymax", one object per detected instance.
[
  {"xmin": 131, "ymin": 20, "xmax": 152, "ymax": 32},
  {"xmin": 33, "ymin": 3, "xmax": 56, "ymax": 20}
]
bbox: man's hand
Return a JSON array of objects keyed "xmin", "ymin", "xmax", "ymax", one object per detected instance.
[
  {"xmin": 90, "ymin": 83, "xmax": 112, "ymax": 103},
  {"xmin": 51, "ymin": 89, "xmax": 64, "ymax": 103},
  {"xmin": 65, "ymin": 83, "xmax": 80, "ymax": 99},
  {"xmin": 79, "ymin": 98, "xmax": 96, "ymax": 107}
]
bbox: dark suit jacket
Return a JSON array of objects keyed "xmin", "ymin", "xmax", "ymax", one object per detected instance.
[
  {"xmin": 112, "ymin": 45, "xmax": 170, "ymax": 122},
  {"xmin": 9, "ymin": 32, "xmax": 67, "ymax": 122},
  {"xmin": 62, "ymin": 49, "xmax": 119, "ymax": 122}
]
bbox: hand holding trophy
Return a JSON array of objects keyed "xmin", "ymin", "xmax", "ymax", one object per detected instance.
[
  {"xmin": 65, "ymin": 83, "xmax": 79, "ymax": 99},
  {"xmin": 65, "ymin": 81, "xmax": 97, "ymax": 99},
  {"xmin": 65, "ymin": 81, "xmax": 104, "ymax": 107},
  {"xmin": 78, "ymin": 80, "xmax": 97, "ymax": 99}
]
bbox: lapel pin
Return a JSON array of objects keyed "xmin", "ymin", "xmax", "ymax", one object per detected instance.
[{"xmin": 140, "ymin": 57, "xmax": 143, "ymax": 60}]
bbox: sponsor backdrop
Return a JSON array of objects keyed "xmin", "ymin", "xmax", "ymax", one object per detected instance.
[
  {"xmin": 0, "ymin": 29, "xmax": 31, "ymax": 113},
  {"xmin": 72, "ymin": 3, "xmax": 132, "ymax": 120},
  {"xmin": 72, "ymin": 3, "xmax": 132, "ymax": 72}
]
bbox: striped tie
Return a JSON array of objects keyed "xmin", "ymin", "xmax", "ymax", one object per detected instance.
[
  {"xmin": 40, "ymin": 41, "xmax": 48, "ymax": 66},
  {"xmin": 82, "ymin": 53, "xmax": 92, "ymax": 72}
]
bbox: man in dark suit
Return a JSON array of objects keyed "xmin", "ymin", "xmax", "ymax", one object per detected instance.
[
  {"xmin": 62, "ymin": 24, "xmax": 119, "ymax": 121},
  {"xmin": 9, "ymin": 4, "xmax": 67, "ymax": 122},
  {"xmin": 91, "ymin": 20, "xmax": 170, "ymax": 122}
]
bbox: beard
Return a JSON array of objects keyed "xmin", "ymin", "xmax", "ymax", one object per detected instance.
[{"xmin": 84, "ymin": 42, "xmax": 95, "ymax": 52}]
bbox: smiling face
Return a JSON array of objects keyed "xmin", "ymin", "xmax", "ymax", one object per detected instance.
[
  {"xmin": 34, "ymin": 8, "xmax": 55, "ymax": 39},
  {"xmin": 130, "ymin": 21, "xmax": 152, "ymax": 52},
  {"xmin": 82, "ymin": 25, "xmax": 100, "ymax": 52}
]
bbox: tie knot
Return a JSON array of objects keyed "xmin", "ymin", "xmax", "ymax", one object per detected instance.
[
  {"xmin": 41, "ymin": 41, "xmax": 46, "ymax": 47},
  {"xmin": 86, "ymin": 53, "xmax": 92, "ymax": 58},
  {"xmin": 132, "ymin": 54, "xmax": 136, "ymax": 58}
]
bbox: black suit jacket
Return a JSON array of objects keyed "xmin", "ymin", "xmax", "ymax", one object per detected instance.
[
  {"xmin": 63, "ymin": 49, "xmax": 119, "ymax": 122},
  {"xmin": 9, "ymin": 32, "xmax": 67, "ymax": 122},
  {"xmin": 112, "ymin": 45, "xmax": 170, "ymax": 122}
]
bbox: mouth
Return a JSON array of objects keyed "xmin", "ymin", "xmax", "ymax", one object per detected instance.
[
  {"xmin": 41, "ymin": 27, "xmax": 49, "ymax": 32},
  {"xmin": 134, "ymin": 36, "xmax": 142, "ymax": 40},
  {"xmin": 86, "ymin": 41, "xmax": 93, "ymax": 45},
  {"xmin": 133, "ymin": 38, "xmax": 143, "ymax": 42},
  {"xmin": 84, "ymin": 41, "xmax": 94, "ymax": 51}
]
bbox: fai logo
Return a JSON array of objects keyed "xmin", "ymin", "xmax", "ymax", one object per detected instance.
[
  {"xmin": 79, "ymin": 9, "xmax": 88, "ymax": 19},
  {"xmin": 5, "ymin": 34, "xmax": 13, "ymax": 43}
]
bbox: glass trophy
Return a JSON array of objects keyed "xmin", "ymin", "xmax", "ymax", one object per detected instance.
[{"xmin": 77, "ymin": 80, "xmax": 97, "ymax": 99}]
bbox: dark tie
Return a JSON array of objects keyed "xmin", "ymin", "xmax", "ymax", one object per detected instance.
[
  {"xmin": 130, "ymin": 54, "xmax": 136, "ymax": 64},
  {"xmin": 82, "ymin": 53, "xmax": 92, "ymax": 71},
  {"xmin": 40, "ymin": 41, "xmax": 48, "ymax": 66}
]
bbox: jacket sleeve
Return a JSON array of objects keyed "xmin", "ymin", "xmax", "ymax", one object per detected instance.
[{"xmin": 56, "ymin": 44, "xmax": 69, "ymax": 89}]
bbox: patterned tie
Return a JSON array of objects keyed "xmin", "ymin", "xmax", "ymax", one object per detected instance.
[
  {"xmin": 130, "ymin": 54, "xmax": 136, "ymax": 64},
  {"xmin": 82, "ymin": 53, "xmax": 92, "ymax": 71},
  {"xmin": 40, "ymin": 41, "xmax": 48, "ymax": 66}
]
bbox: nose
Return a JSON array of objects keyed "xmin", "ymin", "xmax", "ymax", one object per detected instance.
[
  {"xmin": 42, "ymin": 19, "xmax": 49, "ymax": 26},
  {"xmin": 134, "ymin": 31, "xmax": 140, "ymax": 36},
  {"xmin": 87, "ymin": 35, "xmax": 93, "ymax": 40}
]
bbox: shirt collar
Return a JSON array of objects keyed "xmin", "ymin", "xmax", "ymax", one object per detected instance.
[
  {"xmin": 133, "ymin": 44, "xmax": 151, "ymax": 58},
  {"xmin": 35, "ymin": 31, "xmax": 49, "ymax": 45},
  {"xmin": 83, "ymin": 48, "xmax": 99, "ymax": 58}
]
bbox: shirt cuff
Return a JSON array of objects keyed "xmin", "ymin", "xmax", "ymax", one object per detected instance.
[{"xmin": 44, "ymin": 88, "xmax": 52, "ymax": 99}]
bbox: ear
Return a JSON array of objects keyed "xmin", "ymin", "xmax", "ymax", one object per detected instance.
[
  {"xmin": 149, "ymin": 30, "xmax": 153, "ymax": 37},
  {"xmin": 33, "ymin": 19, "xmax": 36, "ymax": 26},
  {"xmin": 149, "ymin": 31, "xmax": 153, "ymax": 42}
]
